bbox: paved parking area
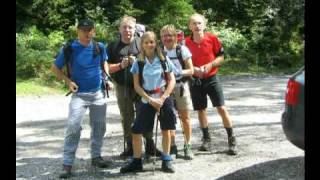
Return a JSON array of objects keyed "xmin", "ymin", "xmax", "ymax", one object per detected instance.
[{"xmin": 16, "ymin": 75, "xmax": 304, "ymax": 179}]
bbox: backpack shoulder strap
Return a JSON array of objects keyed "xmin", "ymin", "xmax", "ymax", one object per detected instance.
[
  {"xmin": 93, "ymin": 40, "xmax": 102, "ymax": 58},
  {"xmin": 92, "ymin": 40, "xmax": 105, "ymax": 73},
  {"xmin": 63, "ymin": 40, "xmax": 74, "ymax": 78},
  {"xmin": 160, "ymin": 58, "xmax": 169, "ymax": 86},
  {"xmin": 160, "ymin": 59, "xmax": 167, "ymax": 72},
  {"xmin": 176, "ymin": 44, "xmax": 185, "ymax": 69},
  {"xmin": 134, "ymin": 37, "xmax": 141, "ymax": 53},
  {"xmin": 137, "ymin": 60, "xmax": 145, "ymax": 87}
]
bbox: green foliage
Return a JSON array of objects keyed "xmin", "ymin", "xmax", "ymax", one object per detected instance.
[
  {"xmin": 197, "ymin": 0, "xmax": 304, "ymax": 69},
  {"xmin": 94, "ymin": 23, "xmax": 116, "ymax": 44},
  {"xmin": 207, "ymin": 21, "xmax": 250, "ymax": 70},
  {"xmin": 16, "ymin": 78, "xmax": 66, "ymax": 96},
  {"xmin": 16, "ymin": 0, "xmax": 304, "ymax": 88},
  {"xmin": 149, "ymin": 0, "xmax": 195, "ymax": 33},
  {"xmin": 48, "ymin": 31, "xmax": 66, "ymax": 52},
  {"xmin": 16, "ymin": 26, "xmax": 57, "ymax": 81},
  {"xmin": 115, "ymin": 0, "xmax": 145, "ymax": 18}
]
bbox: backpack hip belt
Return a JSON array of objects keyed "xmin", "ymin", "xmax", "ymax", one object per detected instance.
[{"xmin": 144, "ymin": 87, "xmax": 165, "ymax": 95}]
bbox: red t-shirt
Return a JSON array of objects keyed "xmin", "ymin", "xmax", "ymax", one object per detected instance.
[{"xmin": 185, "ymin": 32, "xmax": 222, "ymax": 78}]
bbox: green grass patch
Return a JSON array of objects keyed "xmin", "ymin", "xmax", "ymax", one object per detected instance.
[
  {"xmin": 219, "ymin": 64, "xmax": 301, "ymax": 76},
  {"xmin": 16, "ymin": 78, "xmax": 67, "ymax": 96}
]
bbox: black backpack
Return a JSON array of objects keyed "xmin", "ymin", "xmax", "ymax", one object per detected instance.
[
  {"xmin": 137, "ymin": 54, "xmax": 169, "ymax": 88},
  {"xmin": 61, "ymin": 40, "xmax": 111, "ymax": 97},
  {"xmin": 63, "ymin": 40, "xmax": 104, "ymax": 77},
  {"xmin": 160, "ymin": 44, "xmax": 191, "ymax": 83}
]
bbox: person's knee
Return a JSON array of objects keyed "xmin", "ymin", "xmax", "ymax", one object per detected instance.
[
  {"xmin": 170, "ymin": 130, "xmax": 176, "ymax": 134},
  {"xmin": 66, "ymin": 122, "xmax": 82, "ymax": 135},
  {"xmin": 96, "ymin": 122, "xmax": 106, "ymax": 132},
  {"xmin": 161, "ymin": 130, "xmax": 170, "ymax": 137},
  {"xmin": 180, "ymin": 112, "xmax": 190, "ymax": 123},
  {"xmin": 217, "ymin": 106, "xmax": 227, "ymax": 116},
  {"xmin": 132, "ymin": 133, "xmax": 142, "ymax": 139},
  {"xmin": 198, "ymin": 109, "xmax": 206, "ymax": 116}
]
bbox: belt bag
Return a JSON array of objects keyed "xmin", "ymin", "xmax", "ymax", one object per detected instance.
[{"xmin": 175, "ymin": 81, "xmax": 185, "ymax": 97}]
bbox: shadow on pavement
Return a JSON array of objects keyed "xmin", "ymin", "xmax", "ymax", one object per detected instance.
[{"xmin": 216, "ymin": 156, "xmax": 304, "ymax": 180}]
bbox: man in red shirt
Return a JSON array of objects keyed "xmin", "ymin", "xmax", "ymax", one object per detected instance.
[{"xmin": 185, "ymin": 13, "xmax": 237, "ymax": 155}]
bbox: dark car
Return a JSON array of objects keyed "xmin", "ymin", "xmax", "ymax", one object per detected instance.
[{"xmin": 281, "ymin": 66, "xmax": 304, "ymax": 150}]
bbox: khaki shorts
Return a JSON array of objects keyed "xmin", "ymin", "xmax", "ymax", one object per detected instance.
[{"xmin": 172, "ymin": 81, "xmax": 192, "ymax": 111}]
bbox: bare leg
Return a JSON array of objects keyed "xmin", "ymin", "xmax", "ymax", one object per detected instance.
[
  {"xmin": 161, "ymin": 130, "xmax": 171, "ymax": 155},
  {"xmin": 170, "ymin": 130, "xmax": 176, "ymax": 145},
  {"xmin": 132, "ymin": 133, "xmax": 143, "ymax": 158},
  {"xmin": 198, "ymin": 109, "xmax": 208, "ymax": 128},
  {"xmin": 178, "ymin": 109, "xmax": 191, "ymax": 144},
  {"xmin": 216, "ymin": 106, "xmax": 232, "ymax": 128}
]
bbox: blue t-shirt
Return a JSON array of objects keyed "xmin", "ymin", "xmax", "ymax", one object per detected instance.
[
  {"xmin": 130, "ymin": 55, "xmax": 174, "ymax": 91},
  {"xmin": 54, "ymin": 40, "xmax": 108, "ymax": 93}
]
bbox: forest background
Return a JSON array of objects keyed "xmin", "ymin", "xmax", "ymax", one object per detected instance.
[{"xmin": 16, "ymin": 0, "xmax": 304, "ymax": 95}]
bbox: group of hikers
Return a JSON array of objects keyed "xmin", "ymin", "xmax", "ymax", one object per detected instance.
[{"xmin": 51, "ymin": 13, "xmax": 237, "ymax": 179}]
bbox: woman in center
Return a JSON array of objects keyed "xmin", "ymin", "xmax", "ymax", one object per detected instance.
[{"xmin": 120, "ymin": 31, "xmax": 176, "ymax": 173}]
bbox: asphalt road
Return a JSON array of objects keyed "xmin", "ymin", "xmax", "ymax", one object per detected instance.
[{"xmin": 16, "ymin": 75, "xmax": 304, "ymax": 180}]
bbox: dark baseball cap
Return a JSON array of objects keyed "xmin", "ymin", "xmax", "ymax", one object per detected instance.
[{"xmin": 77, "ymin": 19, "xmax": 94, "ymax": 30}]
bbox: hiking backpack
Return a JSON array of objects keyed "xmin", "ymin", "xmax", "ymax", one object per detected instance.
[
  {"xmin": 135, "ymin": 23, "xmax": 146, "ymax": 37},
  {"xmin": 176, "ymin": 29, "xmax": 185, "ymax": 46}
]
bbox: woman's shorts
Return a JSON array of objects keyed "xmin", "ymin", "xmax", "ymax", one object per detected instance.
[{"xmin": 131, "ymin": 97, "xmax": 176, "ymax": 134}]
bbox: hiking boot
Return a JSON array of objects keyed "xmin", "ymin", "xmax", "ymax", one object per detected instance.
[
  {"xmin": 145, "ymin": 139, "xmax": 162, "ymax": 157},
  {"xmin": 170, "ymin": 144, "xmax": 178, "ymax": 155},
  {"xmin": 161, "ymin": 160, "xmax": 175, "ymax": 173},
  {"xmin": 227, "ymin": 136, "xmax": 237, "ymax": 155},
  {"xmin": 184, "ymin": 144, "xmax": 194, "ymax": 160},
  {"xmin": 91, "ymin": 156, "xmax": 112, "ymax": 168},
  {"xmin": 59, "ymin": 165, "xmax": 72, "ymax": 179},
  {"xmin": 120, "ymin": 142, "xmax": 133, "ymax": 158},
  {"xmin": 120, "ymin": 158, "xmax": 143, "ymax": 173},
  {"xmin": 198, "ymin": 138, "xmax": 211, "ymax": 151}
]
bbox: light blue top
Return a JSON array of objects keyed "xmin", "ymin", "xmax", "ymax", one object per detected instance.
[
  {"xmin": 130, "ymin": 55, "xmax": 174, "ymax": 91},
  {"xmin": 55, "ymin": 40, "xmax": 108, "ymax": 93},
  {"xmin": 164, "ymin": 45, "xmax": 192, "ymax": 80}
]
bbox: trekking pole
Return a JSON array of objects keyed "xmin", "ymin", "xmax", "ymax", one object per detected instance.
[
  {"xmin": 65, "ymin": 91, "xmax": 72, "ymax": 96},
  {"xmin": 153, "ymin": 109, "xmax": 160, "ymax": 174},
  {"xmin": 124, "ymin": 57, "xmax": 128, "ymax": 98},
  {"xmin": 123, "ymin": 135, "xmax": 126, "ymax": 159},
  {"xmin": 123, "ymin": 59, "xmax": 128, "ymax": 158}
]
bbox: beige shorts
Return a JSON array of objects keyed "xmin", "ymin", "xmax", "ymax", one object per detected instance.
[{"xmin": 172, "ymin": 81, "xmax": 192, "ymax": 111}]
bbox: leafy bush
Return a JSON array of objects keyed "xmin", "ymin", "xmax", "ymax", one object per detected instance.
[
  {"xmin": 207, "ymin": 21, "xmax": 250, "ymax": 70},
  {"xmin": 48, "ymin": 30, "xmax": 65, "ymax": 52},
  {"xmin": 16, "ymin": 24, "xmax": 115, "ymax": 83},
  {"xmin": 94, "ymin": 23, "xmax": 117, "ymax": 44},
  {"xmin": 16, "ymin": 26, "xmax": 57, "ymax": 81}
]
